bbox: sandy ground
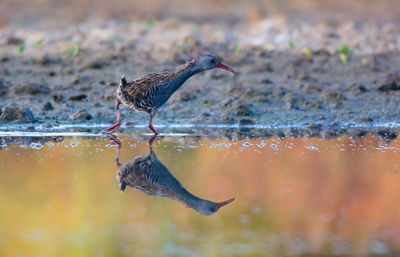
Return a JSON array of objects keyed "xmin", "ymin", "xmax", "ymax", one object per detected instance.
[{"xmin": 0, "ymin": 0, "xmax": 400, "ymax": 134}]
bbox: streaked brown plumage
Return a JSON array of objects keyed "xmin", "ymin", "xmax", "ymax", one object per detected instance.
[
  {"xmin": 103, "ymin": 55, "xmax": 235, "ymax": 134},
  {"xmin": 117, "ymin": 145, "xmax": 235, "ymax": 215}
]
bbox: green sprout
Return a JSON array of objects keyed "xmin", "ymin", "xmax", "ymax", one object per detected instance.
[
  {"xmin": 339, "ymin": 45, "xmax": 351, "ymax": 63},
  {"xmin": 146, "ymin": 19, "xmax": 154, "ymax": 28},
  {"xmin": 68, "ymin": 43, "xmax": 79, "ymax": 57},
  {"xmin": 174, "ymin": 45, "xmax": 184, "ymax": 52},
  {"xmin": 289, "ymin": 40, "xmax": 296, "ymax": 50},
  {"xmin": 340, "ymin": 45, "xmax": 350, "ymax": 55},
  {"xmin": 18, "ymin": 44, "xmax": 25, "ymax": 53},
  {"xmin": 107, "ymin": 36, "xmax": 117, "ymax": 43},
  {"xmin": 35, "ymin": 38, "xmax": 44, "ymax": 47},
  {"xmin": 190, "ymin": 25, "xmax": 198, "ymax": 34},
  {"xmin": 234, "ymin": 45, "xmax": 241, "ymax": 54}
]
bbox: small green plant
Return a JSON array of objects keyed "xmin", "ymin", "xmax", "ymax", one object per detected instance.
[
  {"xmin": 34, "ymin": 38, "xmax": 44, "ymax": 47},
  {"xmin": 190, "ymin": 25, "xmax": 198, "ymax": 34},
  {"xmin": 174, "ymin": 45, "xmax": 184, "ymax": 52},
  {"xmin": 18, "ymin": 44, "xmax": 25, "ymax": 53},
  {"xmin": 146, "ymin": 19, "xmax": 154, "ymax": 28},
  {"xmin": 107, "ymin": 36, "xmax": 117, "ymax": 43},
  {"xmin": 68, "ymin": 43, "xmax": 79, "ymax": 57},
  {"xmin": 234, "ymin": 45, "xmax": 241, "ymax": 54},
  {"xmin": 289, "ymin": 40, "xmax": 296, "ymax": 50},
  {"xmin": 339, "ymin": 45, "xmax": 351, "ymax": 63}
]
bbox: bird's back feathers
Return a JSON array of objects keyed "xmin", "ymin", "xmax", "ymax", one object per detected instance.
[{"xmin": 118, "ymin": 57, "xmax": 200, "ymax": 101}]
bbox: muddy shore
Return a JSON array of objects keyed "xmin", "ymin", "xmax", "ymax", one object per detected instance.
[{"xmin": 0, "ymin": 0, "xmax": 399, "ymax": 134}]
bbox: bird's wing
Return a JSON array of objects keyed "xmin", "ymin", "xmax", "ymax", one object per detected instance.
[{"xmin": 124, "ymin": 72, "xmax": 170, "ymax": 100}]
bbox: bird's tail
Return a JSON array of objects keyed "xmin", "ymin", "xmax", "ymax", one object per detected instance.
[
  {"xmin": 120, "ymin": 75, "xmax": 128, "ymax": 87},
  {"xmin": 119, "ymin": 182, "xmax": 127, "ymax": 192}
]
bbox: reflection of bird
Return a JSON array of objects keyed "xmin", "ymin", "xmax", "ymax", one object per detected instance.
[
  {"xmin": 103, "ymin": 55, "xmax": 236, "ymax": 134},
  {"xmin": 117, "ymin": 148, "xmax": 235, "ymax": 215}
]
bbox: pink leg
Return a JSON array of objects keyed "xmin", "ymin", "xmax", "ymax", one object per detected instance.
[
  {"xmin": 148, "ymin": 134, "xmax": 158, "ymax": 150},
  {"xmin": 148, "ymin": 117, "xmax": 159, "ymax": 135},
  {"xmin": 103, "ymin": 100, "xmax": 122, "ymax": 134},
  {"xmin": 106, "ymin": 134, "xmax": 122, "ymax": 167}
]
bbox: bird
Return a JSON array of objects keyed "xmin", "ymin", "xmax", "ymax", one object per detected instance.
[
  {"xmin": 103, "ymin": 55, "xmax": 236, "ymax": 134},
  {"xmin": 117, "ymin": 146, "xmax": 235, "ymax": 215}
]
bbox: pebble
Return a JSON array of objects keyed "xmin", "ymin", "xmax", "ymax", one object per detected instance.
[
  {"xmin": 34, "ymin": 54, "xmax": 59, "ymax": 66},
  {"xmin": 239, "ymin": 119, "xmax": 254, "ymax": 126},
  {"xmin": 313, "ymin": 48, "xmax": 331, "ymax": 56},
  {"xmin": 302, "ymin": 101, "xmax": 322, "ymax": 109},
  {"xmin": 177, "ymin": 91, "xmax": 196, "ymax": 102},
  {"xmin": 52, "ymin": 93, "xmax": 64, "ymax": 103},
  {"xmin": 68, "ymin": 94, "xmax": 87, "ymax": 101},
  {"xmin": 0, "ymin": 106, "xmax": 35, "ymax": 122},
  {"xmin": 222, "ymin": 99, "xmax": 253, "ymax": 116},
  {"xmin": 80, "ymin": 58, "xmax": 108, "ymax": 70},
  {"xmin": 320, "ymin": 89, "xmax": 345, "ymax": 102},
  {"xmin": 373, "ymin": 73, "xmax": 400, "ymax": 92},
  {"xmin": 355, "ymin": 117, "xmax": 373, "ymax": 122},
  {"xmin": 300, "ymin": 84, "xmax": 322, "ymax": 93},
  {"xmin": 377, "ymin": 130, "xmax": 398, "ymax": 142},
  {"xmin": 6, "ymin": 36, "xmax": 24, "ymax": 45},
  {"xmin": 0, "ymin": 78, "xmax": 11, "ymax": 96},
  {"xmin": 42, "ymin": 102, "xmax": 54, "ymax": 111},
  {"xmin": 69, "ymin": 109, "xmax": 93, "ymax": 120},
  {"xmin": 284, "ymin": 127, "xmax": 305, "ymax": 138},
  {"xmin": 11, "ymin": 83, "xmax": 50, "ymax": 95},
  {"xmin": 346, "ymin": 129, "xmax": 367, "ymax": 139},
  {"xmin": 347, "ymin": 83, "xmax": 367, "ymax": 94}
]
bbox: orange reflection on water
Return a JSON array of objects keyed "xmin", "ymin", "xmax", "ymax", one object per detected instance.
[{"xmin": 0, "ymin": 134, "xmax": 400, "ymax": 256}]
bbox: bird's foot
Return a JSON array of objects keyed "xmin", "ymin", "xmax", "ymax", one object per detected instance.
[
  {"xmin": 105, "ymin": 134, "xmax": 122, "ymax": 167},
  {"xmin": 102, "ymin": 121, "xmax": 121, "ymax": 134}
]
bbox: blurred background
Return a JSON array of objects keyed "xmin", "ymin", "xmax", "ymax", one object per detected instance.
[{"xmin": 1, "ymin": 0, "xmax": 400, "ymax": 27}]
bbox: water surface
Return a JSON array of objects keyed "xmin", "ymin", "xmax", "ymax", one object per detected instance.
[{"xmin": 1, "ymin": 133, "xmax": 400, "ymax": 256}]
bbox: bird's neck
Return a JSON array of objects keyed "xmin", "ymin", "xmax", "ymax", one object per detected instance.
[
  {"xmin": 167, "ymin": 65, "xmax": 202, "ymax": 95},
  {"xmin": 173, "ymin": 185, "xmax": 206, "ymax": 212}
]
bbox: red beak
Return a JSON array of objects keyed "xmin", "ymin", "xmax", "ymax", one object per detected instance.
[
  {"xmin": 215, "ymin": 197, "xmax": 235, "ymax": 208},
  {"xmin": 216, "ymin": 63, "xmax": 236, "ymax": 73}
]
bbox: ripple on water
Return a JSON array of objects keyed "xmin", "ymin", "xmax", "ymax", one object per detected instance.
[
  {"xmin": 1, "ymin": 133, "xmax": 399, "ymax": 256},
  {"xmin": 29, "ymin": 143, "xmax": 43, "ymax": 149},
  {"xmin": 70, "ymin": 142, "xmax": 80, "ymax": 148}
]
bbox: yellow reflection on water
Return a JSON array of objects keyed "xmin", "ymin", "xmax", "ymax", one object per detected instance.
[{"xmin": 0, "ymin": 134, "xmax": 400, "ymax": 256}]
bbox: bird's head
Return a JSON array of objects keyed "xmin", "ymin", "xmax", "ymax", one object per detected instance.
[
  {"xmin": 196, "ymin": 197, "xmax": 235, "ymax": 215},
  {"xmin": 197, "ymin": 55, "xmax": 236, "ymax": 73}
]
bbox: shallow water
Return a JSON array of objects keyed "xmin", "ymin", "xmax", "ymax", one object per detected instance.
[{"xmin": 1, "ymin": 133, "xmax": 400, "ymax": 256}]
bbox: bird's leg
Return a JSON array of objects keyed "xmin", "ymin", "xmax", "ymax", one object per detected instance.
[
  {"xmin": 103, "ymin": 100, "xmax": 122, "ymax": 134},
  {"xmin": 106, "ymin": 134, "xmax": 122, "ymax": 167},
  {"xmin": 148, "ymin": 134, "xmax": 158, "ymax": 150},
  {"xmin": 148, "ymin": 115, "xmax": 159, "ymax": 135}
]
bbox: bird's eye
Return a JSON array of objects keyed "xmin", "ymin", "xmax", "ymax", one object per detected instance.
[{"xmin": 210, "ymin": 59, "xmax": 216, "ymax": 64}]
